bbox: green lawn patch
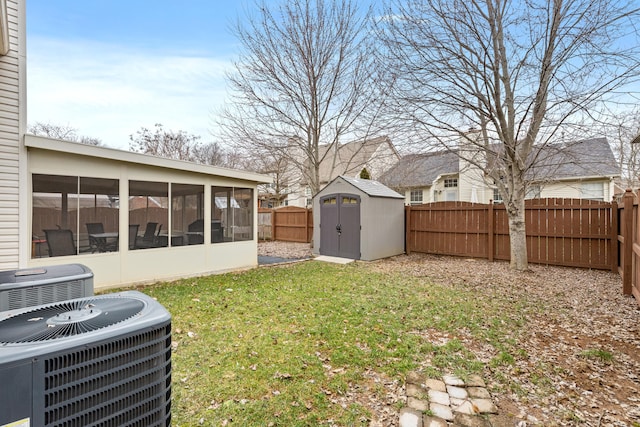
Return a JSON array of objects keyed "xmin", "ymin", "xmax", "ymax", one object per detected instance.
[{"xmin": 121, "ymin": 261, "xmax": 526, "ymax": 426}]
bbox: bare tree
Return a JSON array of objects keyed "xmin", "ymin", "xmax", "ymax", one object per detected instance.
[
  {"xmin": 129, "ymin": 123, "xmax": 240, "ymax": 169},
  {"xmin": 129, "ymin": 124, "xmax": 200, "ymax": 161},
  {"xmin": 252, "ymin": 146, "xmax": 296, "ymax": 207},
  {"xmin": 379, "ymin": 0, "xmax": 640, "ymax": 270},
  {"xmin": 28, "ymin": 121, "xmax": 102, "ymax": 145},
  {"xmin": 218, "ymin": 0, "xmax": 383, "ymax": 196},
  {"xmin": 192, "ymin": 141, "xmax": 239, "ymax": 167},
  {"xmin": 599, "ymin": 107, "xmax": 640, "ymax": 192}
]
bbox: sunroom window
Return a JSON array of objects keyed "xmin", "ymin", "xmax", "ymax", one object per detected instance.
[
  {"xmin": 32, "ymin": 174, "xmax": 119, "ymax": 257},
  {"xmin": 212, "ymin": 187, "xmax": 254, "ymax": 243}
]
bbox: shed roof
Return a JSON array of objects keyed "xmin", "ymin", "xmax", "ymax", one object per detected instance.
[
  {"xmin": 332, "ymin": 176, "xmax": 404, "ymax": 199},
  {"xmin": 25, "ymin": 135, "xmax": 271, "ymax": 183}
]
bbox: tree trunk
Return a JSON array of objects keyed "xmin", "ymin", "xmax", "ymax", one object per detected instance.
[{"xmin": 506, "ymin": 197, "xmax": 528, "ymax": 271}]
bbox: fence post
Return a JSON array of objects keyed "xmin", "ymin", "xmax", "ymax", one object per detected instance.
[
  {"xmin": 305, "ymin": 208, "xmax": 310, "ymax": 243},
  {"xmin": 405, "ymin": 205, "xmax": 411, "ymax": 255},
  {"xmin": 611, "ymin": 199, "xmax": 619, "ymax": 273},
  {"xmin": 622, "ymin": 190, "xmax": 633, "ymax": 295},
  {"xmin": 487, "ymin": 201, "xmax": 494, "ymax": 262},
  {"xmin": 271, "ymin": 209, "xmax": 276, "ymax": 242}
]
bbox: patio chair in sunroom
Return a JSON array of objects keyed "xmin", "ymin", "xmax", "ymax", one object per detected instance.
[
  {"xmin": 44, "ymin": 229, "xmax": 77, "ymax": 257},
  {"xmin": 128, "ymin": 224, "xmax": 139, "ymax": 250},
  {"xmin": 86, "ymin": 222, "xmax": 117, "ymax": 252},
  {"xmin": 136, "ymin": 222, "xmax": 159, "ymax": 249}
]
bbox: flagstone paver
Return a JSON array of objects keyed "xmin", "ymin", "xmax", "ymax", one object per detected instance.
[
  {"xmin": 425, "ymin": 378, "xmax": 447, "ymax": 392},
  {"xmin": 400, "ymin": 372, "xmax": 502, "ymax": 427},
  {"xmin": 430, "ymin": 402, "xmax": 454, "ymax": 421},
  {"xmin": 447, "ymin": 385, "xmax": 468, "ymax": 400},
  {"xmin": 399, "ymin": 408, "xmax": 423, "ymax": 427},
  {"xmin": 407, "ymin": 397, "xmax": 430, "ymax": 412},
  {"xmin": 467, "ymin": 387, "xmax": 491, "ymax": 399},
  {"xmin": 428, "ymin": 389, "xmax": 451, "ymax": 406}
]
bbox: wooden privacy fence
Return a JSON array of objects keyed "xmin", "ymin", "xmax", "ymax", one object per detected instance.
[
  {"xmin": 405, "ymin": 198, "xmax": 616, "ymax": 271},
  {"xmin": 617, "ymin": 190, "xmax": 640, "ymax": 302},
  {"xmin": 258, "ymin": 206, "xmax": 313, "ymax": 243}
]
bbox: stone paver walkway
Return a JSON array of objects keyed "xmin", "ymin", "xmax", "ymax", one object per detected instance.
[{"xmin": 399, "ymin": 372, "xmax": 500, "ymax": 427}]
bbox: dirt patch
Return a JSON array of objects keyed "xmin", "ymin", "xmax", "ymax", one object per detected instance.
[{"xmin": 258, "ymin": 241, "xmax": 313, "ymax": 259}]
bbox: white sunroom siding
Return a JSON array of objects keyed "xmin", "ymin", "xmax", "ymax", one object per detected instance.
[
  {"xmin": 0, "ymin": 0, "xmax": 23, "ymax": 271},
  {"xmin": 25, "ymin": 137, "xmax": 269, "ymax": 289}
]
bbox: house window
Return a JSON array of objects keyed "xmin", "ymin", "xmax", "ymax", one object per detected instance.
[
  {"xmin": 581, "ymin": 182, "xmax": 604, "ymax": 201},
  {"xmin": 444, "ymin": 189, "xmax": 458, "ymax": 201},
  {"xmin": 444, "ymin": 178, "xmax": 458, "ymax": 188},
  {"xmin": 32, "ymin": 174, "xmax": 119, "ymax": 257},
  {"xmin": 493, "ymin": 188, "xmax": 503, "ymax": 203},
  {"xmin": 212, "ymin": 187, "xmax": 254, "ymax": 243},
  {"xmin": 410, "ymin": 190, "xmax": 423, "ymax": 205}
]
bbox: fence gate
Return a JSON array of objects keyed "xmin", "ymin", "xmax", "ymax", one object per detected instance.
[{"xmin": 319, "ymin": 193, "xmax": 361, "ymax": 259}]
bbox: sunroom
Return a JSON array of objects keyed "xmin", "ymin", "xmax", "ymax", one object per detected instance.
[{"xmin": 25, "ymin": 135, "xmax": 270, "ymax": 289}]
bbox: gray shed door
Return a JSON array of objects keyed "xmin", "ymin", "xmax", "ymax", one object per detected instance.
[{"xmin": 319, "ymin": 193, "xmax": 361, "ymax": 259}]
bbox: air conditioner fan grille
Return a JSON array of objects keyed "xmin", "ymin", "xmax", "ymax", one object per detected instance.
[{"xmin": 0, "ymin": 297, "xmax": 144, "ymax": 343}]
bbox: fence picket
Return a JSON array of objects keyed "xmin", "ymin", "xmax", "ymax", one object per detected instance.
[{"xmin": 258, "ymin": 207, "xmax": 313, "ymax": 243}]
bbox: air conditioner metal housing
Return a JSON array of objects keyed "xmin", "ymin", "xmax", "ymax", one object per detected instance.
[
  {"xmin": 0, "ymin": 290, "xmax": 172, "ymax": 427},
  {"xmin": 0, "ymin": 263, "xmax": 93, "ymax": 311}
]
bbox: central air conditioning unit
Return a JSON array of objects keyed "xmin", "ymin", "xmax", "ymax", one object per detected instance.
[
  {"xmin": 0, "ymin": 291, "xmax": 172, "ymax": 427},
  {"xmin": 0, "ymin": 263, "xmax": 93, "ymax": 311}
]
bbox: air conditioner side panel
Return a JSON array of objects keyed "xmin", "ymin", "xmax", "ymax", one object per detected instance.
[
  {"xmin": 36, "ymin": 320, "xmax": 171, "ymax": 426},
  {"xmin": 0, "ymin": 360, "xmax": 32, "ymax": 425}
]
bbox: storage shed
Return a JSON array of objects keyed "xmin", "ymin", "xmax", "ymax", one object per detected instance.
[{"xmin": 312, "ymin": 176, "xmax": 405, "ymax": 261}]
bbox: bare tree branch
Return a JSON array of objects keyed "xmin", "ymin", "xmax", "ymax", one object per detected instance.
[
  {"xmin": 129, "ymin": 123, "xmax": 237, "ymax": 167},
  {"xmin": 28, "ymin": 121, "xmax": 102, "ymax": 146}
]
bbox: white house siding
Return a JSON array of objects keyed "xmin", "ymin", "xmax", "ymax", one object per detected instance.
[
  {"xmin": 404, "ymin": 187, "xmax": 433, "ymax": 205},
  {"xmin": 0, "ymin": 0, "xmax": 23, "ymax": 271},
  {"xmin": 403, "ymin": 178, "xmax": 614, "ymax": 205},
  {"xmin": 538, "ymin": 179, "xmax": 614, "ymax": 201}
]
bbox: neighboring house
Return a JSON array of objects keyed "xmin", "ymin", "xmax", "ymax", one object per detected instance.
[
  {"xmin": 0, "ymin": 2, "xmax": 271, "ymax": 289},
  {"xmin": 380, "ymin": 137, "xmax": 619, "ymax": 205},
  {"xmin": 283, "ymin": 135, "xmax": 400, "ymax": 207}
]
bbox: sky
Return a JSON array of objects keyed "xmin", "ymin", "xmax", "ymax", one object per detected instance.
[
  {"xmin": 25, "ymin": 1, "xmax": 640, "ymax": 152},
  {"xmin": 26, "ymin": 0, "xmax": 255, "ymax": 150}
]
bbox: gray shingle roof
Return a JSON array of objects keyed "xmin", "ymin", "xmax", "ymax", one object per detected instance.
[
  {"xmin": 379, "ymin": 137, "xmax": 618, "ymax": 189},
  {"xmin": 526, "ymin": 137, "xmax": 619, "ymax": 180},
  {"xmin": 379, "ymin": 150, "xmax": 459, "ymax": 189},
  {"xmin": 338, "ymin": 176, "xmax": 404, "ymax": 198}
]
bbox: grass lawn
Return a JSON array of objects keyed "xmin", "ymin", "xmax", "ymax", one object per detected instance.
[{"xmin": 125, "ymin": 260, "xmax": 529, "ymax": 426}]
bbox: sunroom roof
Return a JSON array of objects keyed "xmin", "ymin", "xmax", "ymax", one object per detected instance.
[{"xmin": 24, "ymin": 134, "xmax": 271, "ymax": 184}]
